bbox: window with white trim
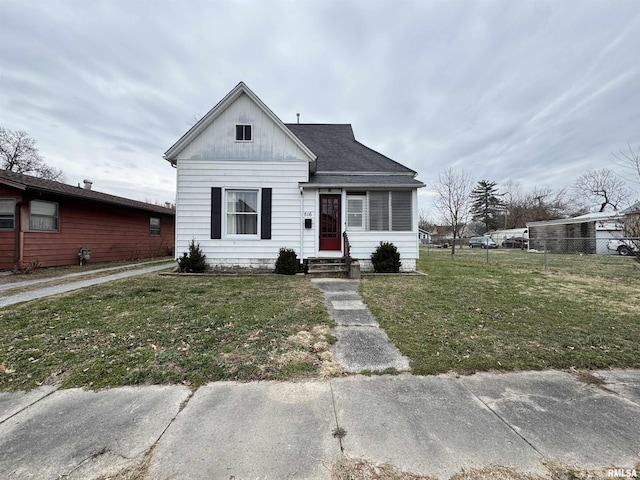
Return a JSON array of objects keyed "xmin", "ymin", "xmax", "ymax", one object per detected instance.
[
  {"xmin": 0, "ymin": 199, "xmax": 15, "ymax": 230},
  {"xmin": 226, "ymin": 190, "xmax": 258, "ymax": 235},
  {"xmin": 346, "ymin": 194, "xmax": 366, "ymax": 231},
  {"xmin": 29, "ymin": 200, "xmax": 58, "ymax": 231},
  {"xmin": 235, "ymin": 124, "xmax": 252, "ymax": 142}
]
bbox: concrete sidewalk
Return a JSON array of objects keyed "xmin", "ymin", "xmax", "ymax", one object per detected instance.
[
  {"xmin": 312, "ymin": 278, "xmax": 410, "ymax": 373},
  {"xmin": 1, "ymin": 370, "xmax": 638, "ymax": 479},
  {"xmin": 0, "ymin": 261, "xmax": 176, "ymax": 308}
]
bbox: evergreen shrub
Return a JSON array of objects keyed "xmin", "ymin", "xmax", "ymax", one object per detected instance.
[
  {"xmin": 178, "ymin": 239, "xmax": 207, "ymax": 273},
  {"xmin": 275, "ymin": 247, "xmax": 299, "ymax": 275},
  {"xmin": 370, "ymin": 241, "xmax": 401, "ymax": 273}
]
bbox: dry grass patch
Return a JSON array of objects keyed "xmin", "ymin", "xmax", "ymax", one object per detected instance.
[
  {"xmin": 332, "ymin": 456, "xmax": 620, "ymax": 480},
  {"xmin": 332, "ymin": 455, "xmax": 437, "ymax": 480},
  {"xmin": 0, "ymin": 274, "xmax": 335, "ymax": 391}
]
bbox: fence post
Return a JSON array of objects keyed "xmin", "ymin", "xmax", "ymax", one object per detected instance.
[{"xmin": 543, "ymin": 238, "xmax": 547, "ymax": 270}]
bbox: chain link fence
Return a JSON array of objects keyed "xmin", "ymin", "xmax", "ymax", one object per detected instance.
[{"xmin": 422, "ymin": 237, "xmax": 640, "ymax": 277}]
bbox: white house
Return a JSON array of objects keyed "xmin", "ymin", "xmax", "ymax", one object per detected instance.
[{"xmin": 164, "ymin": 82, "xmax": 425, "ymax": 272}]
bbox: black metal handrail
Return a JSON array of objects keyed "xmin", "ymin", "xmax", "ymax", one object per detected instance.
[{"xmin": 343, "ymin": 231, "xmax": 352, "ymax": 271}]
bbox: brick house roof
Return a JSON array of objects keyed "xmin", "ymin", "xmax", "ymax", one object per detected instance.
[{"xmin": 0, "ymin": 170, "xmax": 175, "ymax": 216}]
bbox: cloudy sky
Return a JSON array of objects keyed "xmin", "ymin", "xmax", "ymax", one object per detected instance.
[{"xmin": 1, "ymin": 0, "xmax": 639, "ymax": 213}]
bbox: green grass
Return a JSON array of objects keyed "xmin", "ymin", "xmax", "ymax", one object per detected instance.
[
  {"xmin": 421, "ymin": 246, "xmax": 640, "ymax": 281},
  {"xmin": 0, "ymin": 274, "xmax": 335, "ymax": 391},
  {"xmin": 361, "ymin": 251, "xmax": 640, "ymax": 375}
]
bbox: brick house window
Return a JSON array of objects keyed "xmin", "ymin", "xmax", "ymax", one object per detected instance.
[
  {"xmin": 150, "ymin": 217, "xmax": 161, "ymax": 236},
  {"xmin": 0, "ymin": 199, "xmax": 15, "ymax": 230},
  {"xmin": 29, "ymin": 200, "xmax": 58, "ymax": 231}
]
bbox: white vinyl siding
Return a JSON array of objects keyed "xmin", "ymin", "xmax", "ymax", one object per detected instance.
[
  {"xmin": 0, "ymin": 199, "xmax": 15, "ymax": 230},
  {"xmin": 176, "ymin": 161, "xmax": 308, "ymax": 266},
  {"xmin": 30, "ymin": 200, "xmax": 58, "ymax": 231},
  {"xmin": 177, "ymin": 93, "xmax": 311, "ymax": 163}
]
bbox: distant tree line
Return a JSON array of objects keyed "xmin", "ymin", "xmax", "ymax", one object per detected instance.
[{"xmin": 427, "ymin": 145, "xmax": 639, "ymax": 244}]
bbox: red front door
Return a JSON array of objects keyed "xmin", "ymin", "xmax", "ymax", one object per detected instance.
[{"xmin": 319, "ymin": 194, "xmax": 341, "ymax": 251}]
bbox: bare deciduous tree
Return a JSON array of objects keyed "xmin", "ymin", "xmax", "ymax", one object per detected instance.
[
  {"xmin": 0, "ymin": 127, "xmax": 64, "ymax": 181},
  {"xmin": 433, "ymin": 167, "xmax": 473, "ymax": 255},
  {"xmin": 499, "ymin": 180, "xmax": 578, "ymax": 228},
  {"xmin": 572, "ymin": 168, "xmax": 631, "ymax": 212},
  {"xmin": 418, "ymin": 208, "xmax": 436, "ymax": 232},
  {"xmin": 612, "ymin": 143, "xmax": 640, "ymax": 186}
]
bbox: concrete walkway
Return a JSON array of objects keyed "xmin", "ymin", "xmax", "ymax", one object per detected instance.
[
  {"xmin": 0, "ymin": 261, "xmax": 176, "ymax": 308},
  {"xmin": 1, "ymin": 370, "xmax": 638, "ymax": 479},
  {"xmin": 0, "ymin": 259, "xmax": 173, "ymax": 292},
  {"xmin": 312, "ymin": 278, "xmax": 410, "ymax": 372}
]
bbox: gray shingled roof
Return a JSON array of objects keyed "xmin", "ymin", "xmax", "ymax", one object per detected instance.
[
  {"xmin": 304, "ymin": 174, "xmax": 424, "ymax": 187},
  {"xmin": 1, "ymin": 170, "xmax": 175, "ymax": 215},
  {"xmin": 285, "ymin": 124, "xmax": 417, "ymax": 174}
]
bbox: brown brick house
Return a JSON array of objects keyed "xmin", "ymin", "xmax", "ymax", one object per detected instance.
[{"xmin": 0, "ymin": 170, "xmax": 175, "ymax": 270}]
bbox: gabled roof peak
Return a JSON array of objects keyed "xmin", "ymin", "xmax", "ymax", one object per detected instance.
[{"xmin": 164, "ymin": 82, "xmax": 316, "ymax": 165}]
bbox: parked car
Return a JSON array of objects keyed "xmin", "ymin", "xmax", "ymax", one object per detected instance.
[
  {"xmin": 502, "ymin": 237, "xmax": 528, "ymax": 249},
  {"xmin": 468, "ymin": 237, "xmax": 498, "ymax": 249},
  {"xmin": 607, "ymin": 239, "xmax": 638, "ymax": 256}
]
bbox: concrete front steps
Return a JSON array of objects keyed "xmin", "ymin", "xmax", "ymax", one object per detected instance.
[{"xmin": 305, "ymin": 257, "xmax": 348, "ymax": 277}]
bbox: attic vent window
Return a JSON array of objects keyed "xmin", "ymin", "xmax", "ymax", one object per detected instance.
[{"xmin": 235, "ymin": 124, "xmax": 252, "ymax": 142}]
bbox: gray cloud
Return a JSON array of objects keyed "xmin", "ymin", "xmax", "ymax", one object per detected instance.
[{"xmin": 1, "ymin": 0, "xmax": 639, "ymax": 210}]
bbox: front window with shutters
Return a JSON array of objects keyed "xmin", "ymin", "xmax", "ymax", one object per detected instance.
[
  {"xmin": 29, "ymin": 200, "xmax": 59, "ymax": 231},
  {"xmin": 226, "ymin": 190, "xmax": 258, "ymax": 235}
]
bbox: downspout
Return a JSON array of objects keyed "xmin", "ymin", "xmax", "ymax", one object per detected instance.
[
  {"xmin": 14, "ymin": 198, "xmax": 30, "ymax": 269},
  {"xmin": 299, "ymin": 186, "xmax": 304, "ymax": 262}
]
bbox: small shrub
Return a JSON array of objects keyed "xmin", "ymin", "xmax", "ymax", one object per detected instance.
[
  {"xmin": 13, "ymin": 259, "xmax": 41, "ymax": 275},
  {"xmin": 275, "ymin": 247, "xmax": 299, "ymax": 275},
  {"xmin": 370, "ymin": 241, "xmax": 401, "ymax": 273},
  {"xmin": 178, "ymin": 239, "xmax": 207, "ymax": 273}
]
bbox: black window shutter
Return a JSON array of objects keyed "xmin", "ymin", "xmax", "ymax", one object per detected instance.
[
  {"xmin": 211, "ymin": 187, "xmax": 222, "ymax": 239},
  {"xmin": 261, "ymin": 188, "xmax": 272, "ymax": 239}
]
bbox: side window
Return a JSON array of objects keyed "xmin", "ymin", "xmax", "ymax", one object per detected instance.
[
  {"xmin": 0, "ymin": 199, "xmax": 15, "ymax": 230},
  {"xmin": 29, "ymin": 200, "xmax": 58, "ymax": 231},
  {"xmin": 150, "ymin": 217, "xmax": 161, "ymax": 236}
]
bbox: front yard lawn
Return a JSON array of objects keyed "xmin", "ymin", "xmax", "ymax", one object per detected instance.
[
  {"xmin": 360, "ymin": 253, "xmax": 640, "ymax": 375},
  {"xmin": 0, "ymin": 274, "xmax": 337, "ymax": 391}
]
